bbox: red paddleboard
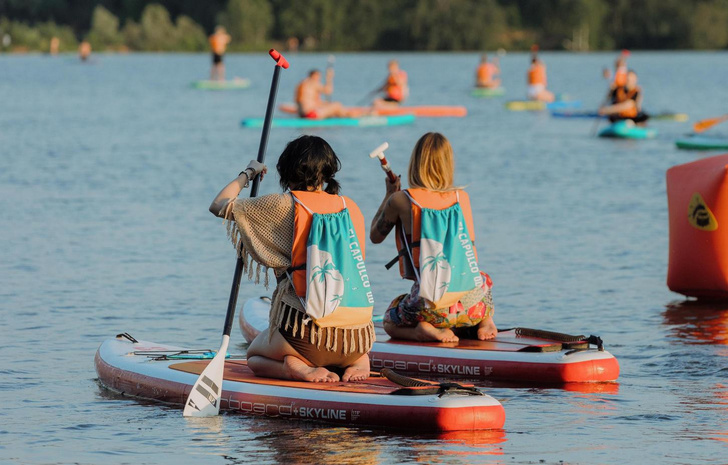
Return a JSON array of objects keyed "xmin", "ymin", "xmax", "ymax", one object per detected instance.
[
  {"xmin": 278, "ymin": 103, "xmax": 466, "ymax": 118},
  {"xmin": 95, "ymin": 335, "xmax": 505, "ymax": 431},
  {"xmin": 241, "ymin": 297, "xmax": 619, "ymax": 384}
]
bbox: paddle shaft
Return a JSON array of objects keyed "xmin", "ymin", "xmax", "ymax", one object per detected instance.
[{"xmin": 222, "ymin": 54, "xmax": 285, "ymax": 338}]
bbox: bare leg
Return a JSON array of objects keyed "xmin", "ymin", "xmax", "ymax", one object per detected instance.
[
  {"xmin": 341, "ymin": 354, "xmax": 370, "ymax": 382},
  {"xmin": 383, "ymin": 320, "xmax": 459, "ymax": 343},
  {"xmin": 476, "ymin": 315, "xmax": 497, "ymax": 341},
  {"xmin": 247, "ymin": 328, "xmax": 339, "ymax": 382}
]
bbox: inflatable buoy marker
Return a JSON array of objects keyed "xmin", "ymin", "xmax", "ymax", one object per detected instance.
[{"xmin": 688, "ymin": 192, "xmax": 718, "ymax": 231}]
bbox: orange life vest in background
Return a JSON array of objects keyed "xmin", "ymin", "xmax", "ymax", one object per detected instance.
[
  {"xmin": 385, "ymin": 71, "xmax": 408, "ymax": 101},
  {"xmin": 528, "ymin": 63, "xmax": 547, "ymax": 86},
  {"xmin": 391, "ymin": 188, "xmax": 477, "ymax": 280},
  {"xmin": 209, "ymin": 34, "xmax": 227, "ymax": 54},
  {"xmin": 289, "ymin": 191, "xmax": 367, "ymax": 297},
  {"xmin": 477, "ymin": 63, "xmax": 495, "ymax": 83},
  {"xmin": 614, "ymin": 86, "xmax": 640, "ymax": 118}
]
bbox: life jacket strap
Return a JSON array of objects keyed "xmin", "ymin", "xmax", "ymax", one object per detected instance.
[
  {"xmin": 385, "ymin": 241, "xmax": 420, "ymax": 270},
  {"xmin": 276, "ymin": 263, "xmax": 306, "ymax": 284}
]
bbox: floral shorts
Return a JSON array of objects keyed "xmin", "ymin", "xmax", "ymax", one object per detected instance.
[{"xmin": 384, "ymin": 272, "xmax": 494, "ymax": 329}]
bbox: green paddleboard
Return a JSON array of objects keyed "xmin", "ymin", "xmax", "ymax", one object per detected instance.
[
  {"xmin": 471, "ymin": 87, "xmax": 505, "ymax": 97},
  {"xmin": 675, "ymin": 136, "xmax": 728, "ymax": 150},
  {"xmin": 241, "ymin": 114, "xmax": 416, "ymax": 128},
  {"xmin": 192, "ymin": 79, "xmax": 251, "ymax": 90}
]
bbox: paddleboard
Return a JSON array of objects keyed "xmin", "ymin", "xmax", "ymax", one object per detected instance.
[
  {"xmin": 278, "ymin": 103, "xmax": 466, "ymax": 118},
  {"xmin": 598, "ymin": 120, "xmax": 657, "ymax": 139},
  {"xmin": 675, "ymin": 136, "xmax": 728, "ymax": 150},
  {"xmin": 191, "ymin": 79, "xmax": 251, "ymax": 90},
  {"xmin": 505, "ymin": 100, "xmax": 581, "ymax": 111},
  {"xmin": 241, "ymin": 114, "xmax": 416, "ymax": 128},
  {"xmin": 471, "ymin": 87, "xmax": 505, "ymax": 98},
  {"xmin": 552, "ymin": 111, "xmax": 688, "ymax": 122},
  {"xmin": 95, "ymin": 335, "xmax": 505, "ymax": 431},
  {"xmin": 240, "ymin": 297, "xmax": 620, "ymax": 384}
]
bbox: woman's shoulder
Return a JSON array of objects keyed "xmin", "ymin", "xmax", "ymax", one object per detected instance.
[{"xmin": 236, "ymin": 192, "xmax": 293, "ymax": 212}]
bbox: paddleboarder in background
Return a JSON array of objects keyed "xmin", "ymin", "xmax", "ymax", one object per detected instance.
[
  {"xmin": 370, "ymin": 132, "xmax": 497, "ymax": 343},
  {"xmin": 611, "ymin": 50, "xmax": 630, "ymax": 89},
  {"xmin": 295, "ymin": 69, "xmax": 350, "ymax": 119},
  {"xmin": 373, "ymin": 60, "xmax": 409, "ymax": 108},
  {"xmin": 209, "ymin": 135, "xmax": 374, "ymax": 383},
  {"xmin": 599, "ymin": 70, "xmax": 648, "ymax": 124},
  {"xmin": 78, "ymin": 40, "xmax": 91, "ymax": 62},
  {"xmin": 209, "ymin": 26, "xmax": 231, "ymax": 81},
  {"xmin": 475, "ymin": 53, "xmax": 501, "ymax": 88},
  {"xmin": 527, "ymin": 55, "xmax": 554, "ymax": 102}
]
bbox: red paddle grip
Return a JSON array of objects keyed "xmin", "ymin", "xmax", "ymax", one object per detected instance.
[
  {"xmin": 269, "ymin": 49, "xmax": 289, "ymax": 69},
  {"xmin": 379, "ymin": 156, "xmax": 398, "ymax": 182}
]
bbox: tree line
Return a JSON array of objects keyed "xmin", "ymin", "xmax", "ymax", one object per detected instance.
[{"xmin": 1, "ymin": 0, "xmax": 727, "ymax": 53}]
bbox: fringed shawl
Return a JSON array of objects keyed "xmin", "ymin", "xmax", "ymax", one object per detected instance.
[{"xmin": 223, "ymin": 193, "xmax": 374, "ymax": 355}]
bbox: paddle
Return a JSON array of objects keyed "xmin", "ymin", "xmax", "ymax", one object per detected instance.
[
  {"xmin": 369, "ymin": 142, "xmax": 397, "ymax": 182},
  {"xmin": 693, "ymin": 114, "xmax": 728, "ymax": 133},
  {"xmin": 183, "ymin": 49, "xmax": 289, "ymax": 418},
  {"xmin": 325, "ymin": 54, "xmax": 335, "ymax": 102}
]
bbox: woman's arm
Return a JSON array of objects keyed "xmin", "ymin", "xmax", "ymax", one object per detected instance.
[
  {"xmin": 370, "ymin": 177, "xmax": 403, "ymax": 244},
  {"xmin": 209, "ymin": 160, "xmax": 267, "ymax": 218}
]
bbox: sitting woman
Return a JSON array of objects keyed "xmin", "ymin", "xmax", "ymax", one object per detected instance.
[
  {"xmin": 370, "ymin": 132, "xmax": 496, "ymax": 343},
  {"xmin": 210, "ymin": 135, "xmax": 375, "ymax": 382}
]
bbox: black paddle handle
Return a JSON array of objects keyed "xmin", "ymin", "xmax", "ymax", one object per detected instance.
[{"xmin": 222, "ymin": 50, "xmax": 288, "ymax": 338}]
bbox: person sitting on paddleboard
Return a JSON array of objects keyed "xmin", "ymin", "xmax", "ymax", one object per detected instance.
[
  {"xmin": 475, "ymin": 53, "xmax": 501, "ymax": 89},
  {"xmin": 295, "ymin": 69, "xmax": 350, "ymax": 119},
  {"xmin": 370, "ymin": 132, "xmax": 497, "ymax": 343},
  {"xmin": 373, "ymin": 60, "xmax": 409, "ymax": 108},
  {"xmin": 599, "ymin": 70, "xmax": 648, "ymax": 124},
  {"xmin": 527, "ymin": 56, "xmax": 554, "ymax": 103},
  {"xmin": 209, "ymin": 26, "xmax": 231, "ymax": 81},
  {"xmin": 210, "ymin": 135, "xmax": 374, "ymax": 383}
]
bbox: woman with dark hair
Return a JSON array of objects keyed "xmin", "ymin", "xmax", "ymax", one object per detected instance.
[{"xmin": 210, "ymin": 135, "xmax": 374, "ymax": 383}]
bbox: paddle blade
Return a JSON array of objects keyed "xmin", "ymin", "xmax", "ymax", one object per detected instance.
[
  {"xmin": 269, "ymin": 49, "xmax": 289, "ymax": 69},
  {"xmin": 183, "ymin": 336, "xmax": 229, "ymax": 417},
  {"xmin": 694, "ymin": 115, "xmax": 728, "ymax": 133}
]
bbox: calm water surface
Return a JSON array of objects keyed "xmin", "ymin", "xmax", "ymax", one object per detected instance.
[{"xmin": 1, "ymin": 51, "xmax": 727, "ymax": 464}]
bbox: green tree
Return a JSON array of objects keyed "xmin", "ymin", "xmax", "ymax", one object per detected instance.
[
  {"xmin": 87, "ymin": 5, "xmax": 123, "ymax": 51},
  {"xmin": 175, "ymin": 15, "xmax": 207, "ymax": 51},
  {"xmin": 690, "ymin": 0, "xmax": 728, "ymax": 49},
  {"xmin": 140, "ymin": 3, "xmax": 178, "ymax": 51},
  {"xmin": 218, "ymin": 0, "xmax": 273, "ymax": 49}
]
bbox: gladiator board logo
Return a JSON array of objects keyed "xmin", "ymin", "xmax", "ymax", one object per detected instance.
[{"xmin": 688, "ymin": 192, "xmax": 718, "ymax": 231}]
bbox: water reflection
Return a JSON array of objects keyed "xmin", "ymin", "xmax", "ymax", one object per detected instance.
[{"xmin": 663, "ymin": 300, "xmax": 728, "ymax": 346}]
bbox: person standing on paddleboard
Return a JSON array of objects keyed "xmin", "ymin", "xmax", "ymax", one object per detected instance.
[
  {"xmin": 209, "ymin": 135, "xmax": 374, "ymax": 383},
  {"xmin": 370, "ymin": 133, "xmax": 497, "ymax": 343},
  {"xmin": 209, "ymin": 26, "xmax": 231, "ymax": 81},
  {"xmin": 599, "ymin": 70, "xmax": 649, "ymax": 125},
  {"xmin": 295, "ymin": 69, "xmax": 350, "ymax": 119}
]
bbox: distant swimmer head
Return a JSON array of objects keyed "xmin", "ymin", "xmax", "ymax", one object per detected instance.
[
  {"xmin": 308, "ymin": 69, "xmax": 321, "ymax": 79},
  {"xmin": 214, "ymin": 25, "xmax": 227, "ymax": 34},
  {"xmin": 388, "ymin": 60, "xmax": 400, "ymax": 72},
  {"xmin": 277, "ymin": 135, "xmax": 341, "ymax": 195},
  {"xmin": 408, "ymin": 132, "xmax": 457, "ymax": 192},
  {"xmin": 626, "ymin": 70, "xmax": 638, "ymax": 87},
  {"xmin": 480, "ymin": 53, "xmax": 488, "ymax": 63}
]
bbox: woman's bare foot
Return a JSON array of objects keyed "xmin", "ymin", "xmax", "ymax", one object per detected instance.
[
  {"xmin": 476, "ymin": 316, "xmax": 497, "ymax": 340},
  {"xmin": 283, "ymin": 355, "xmax": 339, "ymax": 383},
  {"xmin": 415, "ymin": 321, "xmax": 459, "ymax": 343},
  {"xmin": 342, "ymin": 354, "xmax": 371, "ymax": 382}
]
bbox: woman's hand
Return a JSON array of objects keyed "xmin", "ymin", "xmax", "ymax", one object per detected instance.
[
  {"xmin": 385, "ymin": 175, "xmax": 401, "ymax": 196},
  {"xmin": 244, "ymin": 160, "xmax": 267, "ymax": 181}
]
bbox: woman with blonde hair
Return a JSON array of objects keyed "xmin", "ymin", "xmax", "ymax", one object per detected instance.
[{"xmin": 370, "ymin": 132, "xmax": 496, "ymax": 343}]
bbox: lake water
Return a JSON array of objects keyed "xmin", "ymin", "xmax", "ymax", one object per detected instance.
[{"xmin": 1, "ymin": 51, "xmax": 727, "ymax": 464}]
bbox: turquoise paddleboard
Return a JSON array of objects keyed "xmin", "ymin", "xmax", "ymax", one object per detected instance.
[
  {"xmin": 598, "ymin": 120, "xmax": 657, "ymax": 139},
  {"xmin": 192, "ymin": 79, "xmax": 251, "ymax": 90},
  {"xmin": 241, "ymin": 114, "xmax": 416, "ymax": 128},
  {"xmin": 471, "ymin": 87, "xmax": 505, "ymax": 97},
  {"xmin": 675, "ymin": 136, "xmax": 728, "ymax": 150}
]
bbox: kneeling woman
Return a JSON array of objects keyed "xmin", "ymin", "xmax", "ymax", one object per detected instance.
[
  {"xmin": 210, "ymin": 135, "xmax": 375, "ymax": 382},
  {"xmin": 370, "ymin": 132, "xmax": 496, "ymax": 343}
]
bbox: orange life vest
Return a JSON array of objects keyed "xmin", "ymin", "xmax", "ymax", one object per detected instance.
[
  {"xmin": 528, "ymin": 63, "xmax": 547, "ymax": 86},
  {"xmin": 289, "ymin": 191, "xmax": 367, "ymax": 297},
  {"xmin": 614, "ymin": 86, "xmax": 640, "ymax": 118},
  {"xmin": 477, "ymin": 63, "xmax": 495, "ymax": 84},
  {"xmin": 209, "ymin": 34, "xmax": 227, "ymax": 54},
  {"xmin": 390, "ymin": 188, "xmax": 477, "ymax": 280},
  {"xmin": 385, "ymin": 71, "xmax": 407, "ymax": 101}
]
